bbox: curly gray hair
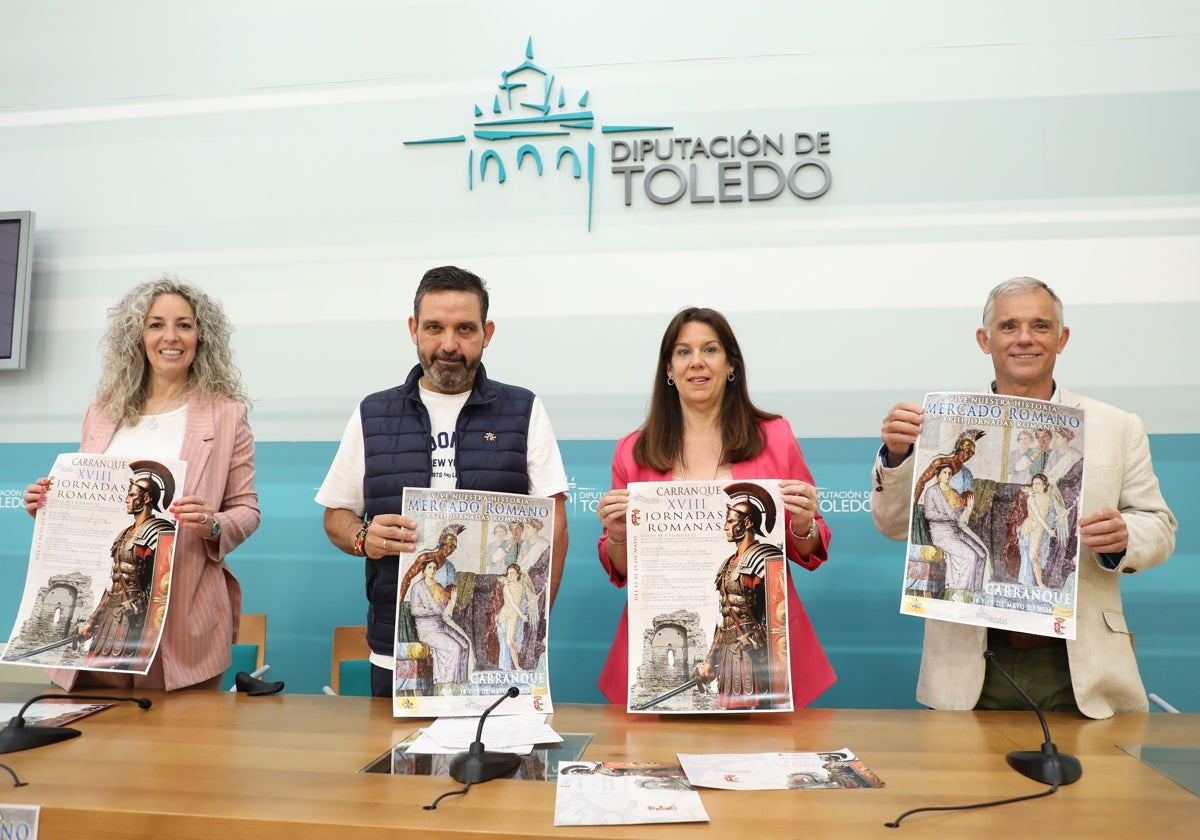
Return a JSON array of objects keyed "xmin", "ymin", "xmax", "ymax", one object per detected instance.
[{"xmin": 95, "ymin": 276, "xmax": 249, "ymax": 426}]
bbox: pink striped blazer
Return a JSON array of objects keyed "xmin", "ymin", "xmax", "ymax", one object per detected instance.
[{"xmin": 50, "ymin": 394, "xmax": 260, "ymax": 691}]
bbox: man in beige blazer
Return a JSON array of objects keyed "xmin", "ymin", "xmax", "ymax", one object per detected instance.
[{"xmin": 871, "ymin": 277, "xmax": 1176, "ymax": 719}]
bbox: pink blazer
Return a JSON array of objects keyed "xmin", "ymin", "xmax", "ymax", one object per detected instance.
[
  {"xmin": 596, "ymin": 417, "xmax": 837, "ymax": 707},
  {"xmin": 50, "ymin": 395, "xmax": 260, "ymax": 691}
]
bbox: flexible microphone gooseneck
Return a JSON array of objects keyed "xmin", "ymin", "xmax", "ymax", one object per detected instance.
[
  {"xmin": 0, "ymin": 694, "xmax": 153, "ymax": 755},
  {"xmin": 982, "ymin": 649, "xmax": 1082, "ymax": 786},
  {"xmin": 1, "ymin": 761, "xmax": 28, "ymax": 787},
  {"xmin": 448, "ymin": 686, "xmax": 522, "ymax": 785},
  {"xmin": 884, "ymin": 650, "xmax": 1081, "ymax": 827}
]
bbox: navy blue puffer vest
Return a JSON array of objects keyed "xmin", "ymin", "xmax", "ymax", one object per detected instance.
[{"xmin": 359, "ymin": 364, "xmax": 532, "ymax": 655}]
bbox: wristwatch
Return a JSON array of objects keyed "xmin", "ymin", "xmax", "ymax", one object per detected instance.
[{"xmin": 208, "ymin": 516, "xmax": 221, "ymax": 541}]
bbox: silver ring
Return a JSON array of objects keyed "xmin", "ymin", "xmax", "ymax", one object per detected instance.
[{"xmin": 200, "ymin": 513, "xmax": 209, "ymax": 524}]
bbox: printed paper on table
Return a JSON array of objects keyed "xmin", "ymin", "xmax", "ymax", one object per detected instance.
[
  {"xmin": 678, "ymin": 748, "xmax": 885, "ymax": 790},
  {"xmin": 0, "ymin": 701, "xmax": 113, "ymax": 729},
  {"xmin": 393, "ymin": 488, "xmax": 554, "ymax": 717},
  {"xmin": 554, "ymin": 761, "xmax": 708, "ymax": 826},
  {"xmin": 900, "ymin": 392, "xmax": 1085, "ymax": 639}
]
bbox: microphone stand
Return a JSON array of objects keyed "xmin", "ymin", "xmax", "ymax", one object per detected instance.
[
  {"xmin": 983, "ymin": 650, "xmax": 1082, "ymax": 785},
  {"xmin": 884, "ymin": 649, "xmax": 1082, "ymax": 827},
  {"xmin": 448, "ymin": 686, "xmax": 522, "ymax": 785},
  {"xmin": 232, "ymin": 667, "xmax": 285, "ymax": 696},
  {"xmin": 0, "ymin": 694, "xmax": 153, "ymax": 755}
]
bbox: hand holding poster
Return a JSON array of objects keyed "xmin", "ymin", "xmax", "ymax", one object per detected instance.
[
  {"xmin": 625, "ymin": 480, "xmax": 792, "ymax": 713},
  {"xmin": 393, "ymin": 488, "xmax": 555, "ymax": 717},
  {"xmin": 2, "ymin": 454, "xmax": 185, "ymax": 675},
  {"xmin": 900, "ymin": 392, "xmax": 1085, "ymax": 638}
]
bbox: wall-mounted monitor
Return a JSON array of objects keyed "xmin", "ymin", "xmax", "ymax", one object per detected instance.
[{"xmin": 0, "ymin": 210, "xmax": 35, "ymax": 371}]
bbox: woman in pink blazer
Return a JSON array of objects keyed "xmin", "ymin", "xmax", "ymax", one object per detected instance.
[
  {"xmin": 595, "ymin": 307, "xmax": 835, "ymax": 708},
  {"xmin": 23, "ymin": 277, "xmax": 260, "ymax": 691}
]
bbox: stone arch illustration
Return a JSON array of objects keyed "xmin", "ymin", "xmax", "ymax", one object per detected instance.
[
  {"xmin": 4, "ymin": 572, "xmax": 96, "ymax": 664},
  {"xmin": 628, "ymin": 610, "xmax": 711, "ymax": 710}
]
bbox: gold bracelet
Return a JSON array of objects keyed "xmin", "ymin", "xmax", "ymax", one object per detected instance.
[
  {"xmin": 607, "ymin": 532, "xmax": 627, "ymax": 545},
  {"xmin": 788, "ymin": 518, "xmax": 818, "ymax": 541}
]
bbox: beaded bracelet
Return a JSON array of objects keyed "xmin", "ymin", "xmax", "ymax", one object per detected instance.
[{"xmin": 352, "ymin": 518, "xmax": 371, "ymax": 556}]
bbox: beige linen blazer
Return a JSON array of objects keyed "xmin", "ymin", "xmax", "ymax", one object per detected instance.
[{"xmin": 870, "ymin": 388, "xmax": 1176, "ymax": 719}]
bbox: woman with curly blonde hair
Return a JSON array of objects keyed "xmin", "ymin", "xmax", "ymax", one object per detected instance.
[
  {"xmin": 94, "ymin": 277, "xmax": 250, "ymax": 426},
  {"xmin": 23, "ymin": 276, "xmax": 260, "ymax": 691}
]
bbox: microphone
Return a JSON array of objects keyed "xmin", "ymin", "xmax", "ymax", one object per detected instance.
[
  {"xmin": 448, "ymin": 686, "xmax": 521, "ymax": 785},
  {"xmin": 983, "ymin": 650, "xmax": 1082, "ymax": 785},
  {"xmin": 0, "ymin": 694, "xmax": 153, "ymax": 755}
]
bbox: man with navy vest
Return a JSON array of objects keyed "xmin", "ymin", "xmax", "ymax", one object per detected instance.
[
  {"xmin": 316, "ymin": 266, "xmax": 570, "ymax": 698},
  {"xmin": 870, "ymin": 276, "xmax": 1176, "ymax": 719}
]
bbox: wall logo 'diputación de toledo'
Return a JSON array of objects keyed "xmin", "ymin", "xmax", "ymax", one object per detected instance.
[{"xmin": 405, "ymin": 37, "xmax": 832, "ymax": 231}]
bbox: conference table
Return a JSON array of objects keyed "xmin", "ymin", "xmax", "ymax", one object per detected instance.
[{"xmin": 0, "ymin": 685, "xmax": 1196, "ymax": 839}]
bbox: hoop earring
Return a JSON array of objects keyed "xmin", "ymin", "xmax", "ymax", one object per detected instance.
[
  {"xmin": 727, "ymin": 371, "xmax": 736, "ymax": 382},
  {"xmin": 667, "ymin": 376, "xmax": 675, "ymax": 387}
]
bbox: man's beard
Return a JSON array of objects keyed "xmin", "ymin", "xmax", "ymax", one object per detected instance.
[{"xmin": 421, "ymin": 350, "xmax": 479, "ymax": 393}]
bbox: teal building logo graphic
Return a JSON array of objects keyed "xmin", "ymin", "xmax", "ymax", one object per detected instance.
[
  {"xmin": 404, "ymin": 37, "xmax": 670, "ymax": 231},
  {"xmin": 405, "ymin": 38, "xmax": 832, "ymax": 230}
]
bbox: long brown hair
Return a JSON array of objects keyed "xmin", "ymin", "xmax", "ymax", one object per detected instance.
[{"xmin": 633, "ymin": 307, "xmax": 778, "ymax": 472}]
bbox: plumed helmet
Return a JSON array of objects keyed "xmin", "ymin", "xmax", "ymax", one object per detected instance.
[
  {"xmin": 723, "ymin": 481, "xmax": 776, "ymax": 536},
  {"xmin": 128, "ymin": 459, "xmax": 176, "ymax": 512}
]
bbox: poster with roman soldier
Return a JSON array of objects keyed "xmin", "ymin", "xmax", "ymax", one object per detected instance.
[
  {"xmin": 393, "ymin": 487, "xmax": 555, "ymax": 717},
  {"xmin": 1, "ymin": 454, "xmax": 184, "ymax": 675},
  {"xmin": 900, "ymin": 392, "xmax": 1085, "ymax": 639},
  {"xmin": 624, "ymin": 480, "xmax": 792, "ymax": 714}
]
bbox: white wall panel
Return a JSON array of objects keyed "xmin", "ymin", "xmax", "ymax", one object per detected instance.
[{"xmin": 1, "ymin": 0, "xmax": 1197, "ymax": 441}]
